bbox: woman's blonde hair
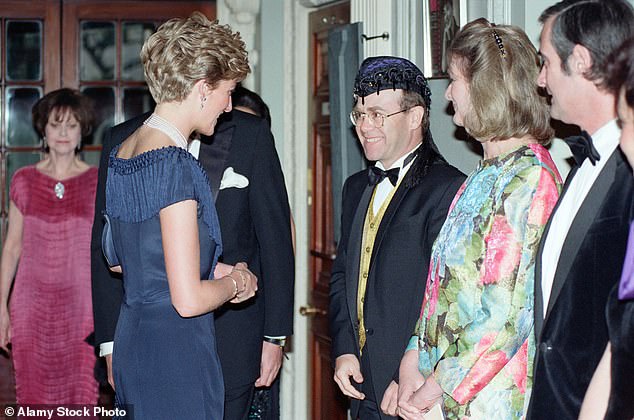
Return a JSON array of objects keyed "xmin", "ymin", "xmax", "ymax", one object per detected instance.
[
  {"xmin": 449, "ymin": 18, "xmax": 553, "ymax": 144},
  {"xmin": 141, "ymin": 12, "xmax": 250, "ymax": 103}
]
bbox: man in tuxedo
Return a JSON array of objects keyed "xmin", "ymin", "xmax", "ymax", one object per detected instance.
[
  {"xmin": 528, "ymin": 1, "xmax": 634, "ymax": 418},
  {"xmin": 90, "ymin": 109, "xmax": 295, "ymax": 420},
  {"xmin": 328, "ymin": 56, "xmax": 465, "ymax": 419}
]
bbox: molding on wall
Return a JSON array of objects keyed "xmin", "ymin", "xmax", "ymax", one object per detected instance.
[
  {"xmin": 351, "ymin": 0, "xmax": 394, "ymax": 58},
  {"xmin": 283, "ymin": 1, "xmax": 310, "ymax": 419},
  {"xmin": 488, "ymin": 0, "xmax": 513, "ymax": 24},
  {"xmin": 219, "ymin": 0, "xmax": 261, "ymax": 90}
]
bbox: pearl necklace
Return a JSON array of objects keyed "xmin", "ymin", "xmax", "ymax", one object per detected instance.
[{"xmin": 143, "ymin": 113, "xmax": 188, "ymax": 149}]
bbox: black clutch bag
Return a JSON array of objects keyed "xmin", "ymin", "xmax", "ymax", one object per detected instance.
[{"xmin": 102, "ymin": 213, "xmax": 120, "ymax": 268}]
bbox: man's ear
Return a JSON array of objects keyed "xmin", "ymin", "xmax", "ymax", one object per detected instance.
[
  {"xmin": 570, "ymin": 44, "xmax": 592, "ymax": 76},
  {"xmin": 408, "ymin": 105, "xmax": 425, "ymax": 130}
]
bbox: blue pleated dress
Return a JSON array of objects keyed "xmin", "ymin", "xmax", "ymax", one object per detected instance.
[{"xmin": 105, "ymin": 146, "xmax": 224, "ymax": 420}]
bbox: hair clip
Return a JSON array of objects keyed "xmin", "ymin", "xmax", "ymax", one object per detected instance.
[{"xmin": 492, "ymin": 30, "xmax": 507, "ymax": 59}]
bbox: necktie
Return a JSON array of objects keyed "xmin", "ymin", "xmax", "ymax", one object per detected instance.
[
  {"xmin": 367, "ymin": 166, "xmax": 399, "ymax": 186},
  {"xmin": 619, "ymin": 222, "xmax": 634, "ymax": 300},
  {"xmin": 563, "ymin": 131, "xmax": 601, "ymax": 166}
]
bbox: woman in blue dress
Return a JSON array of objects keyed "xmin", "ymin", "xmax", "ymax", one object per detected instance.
[{"xmin": 103, "ymin": 12, "xmax": 255, "ymax": 419}]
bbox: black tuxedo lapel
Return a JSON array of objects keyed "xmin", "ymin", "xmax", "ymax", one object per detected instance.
[
  {"xmin": 198, "ymin": 124, "xmax": 235, "ymax": 200},
  {"xmin": 544, "ymin": 152, "xmax": 618, "ymax": 321},
  {"xmin": 534, "ymin": 164, "xmax": 579, "ymax": 339},
  {"xmin": 345, "ymin": 184, "xmax": 374, "ymax": 327}
]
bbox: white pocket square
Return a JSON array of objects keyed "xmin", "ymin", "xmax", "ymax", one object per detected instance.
[{"xmin": 220, "ymin": 167, "xmax": 249, "ymax": 190}]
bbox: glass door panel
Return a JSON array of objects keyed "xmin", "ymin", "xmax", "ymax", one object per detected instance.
[
  {"xmin": 5, "ymin": 87, "xmax": 42, "ymax": 147},
  {"xmin": 6, "ymin": 20, "xmax": 42, "ymax": 81}
]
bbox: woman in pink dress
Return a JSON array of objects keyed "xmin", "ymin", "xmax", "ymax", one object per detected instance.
[{"xmin": 0, "ymin": 88, "xmax": 99, "ymax": 404}]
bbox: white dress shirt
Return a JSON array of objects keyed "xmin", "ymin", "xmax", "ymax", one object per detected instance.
[
  {"xmin": 372, "ymin": 143, "xmax": 420, "ymax": 214},
  {"xmin": 540, "ymin": 120, "xmax": 620, "ymax": 318}
]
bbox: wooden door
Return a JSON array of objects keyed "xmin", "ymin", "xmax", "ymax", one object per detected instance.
[
  {"xmin": 61, "ymin": 0, "xmax": 215, "ymax": 167},
  {"xmin": 0, "ymin": 1, "xmax": 61, "ymax": 400},
  {"xmin": 306, "ymin": 2, "xmax": 350, "ymax": 419}
]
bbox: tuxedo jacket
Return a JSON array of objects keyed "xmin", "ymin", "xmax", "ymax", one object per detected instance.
[
  {"xmin": 328, "ymin": 151, "xmax": 464, "ymax": 419},
  {"xmin": 528, "ymin": 148, "xmax": 634, "ymax": 419},
  {"xmin": 90, "ymin": 110, "xmax": 295, "ymax": 391}
]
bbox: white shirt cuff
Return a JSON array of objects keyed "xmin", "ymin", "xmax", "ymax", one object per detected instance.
[{"xmin": 99, "ymin": 341, "xmax": 114, "ymax": 357}]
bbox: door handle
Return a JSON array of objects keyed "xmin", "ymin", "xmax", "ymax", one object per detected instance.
[{"xmin": 299, "ymin": 306, "xmax": 327, "ymax": 316}]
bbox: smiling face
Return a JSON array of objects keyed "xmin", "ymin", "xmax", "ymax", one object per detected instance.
[
  {"xmin": 537, "ymin": 18, "xmax": 578, "ymax": 124},
  {"xmin": 353, "ymin": 89, "xmax": 418, "ymax": 168},
  {"xmin": 44, "ymin": 109, "xmax": 82, "ymax": 154},
  {"xmin": 618, "ymin": 90, "xmax": 634, "ymax": 168},
  {"xmin": 445, "ymin": 59, "xmax": 472, "ymax": 129},
  {"xmin": 199, "ymin": 79, "xmax": 237, "ymax": 136}
]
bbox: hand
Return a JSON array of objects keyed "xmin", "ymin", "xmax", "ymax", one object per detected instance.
[
  {"xmin": 380, "ymin": 380, "xmax": 398, "ymax": 416},
  {"xmin": 229, "ymin": 262, "xmax": 257, "ymax": 303},
  {"xmin": 213, "ymin": 262, "xmax": 233, "ymax": 279},
  {"xmin": 0, "ymin": 308, "xmax": 10, "ymax": 354},
  {"xmin": 255, "ymin": 341, "xmax": 283, "ymax": 387},
  {"xmin": 397, "ymin": 349, "xmax": 426, "ymax": 419},
  {"xmin": 105, "ymin": 353, "xmax": 115, "ymax": 391},
  {"xmin": 333, "ymin": 354, "xmax": 365, "ymax": 400},
  {"xmin": 407, "ymin": 375, "xmax": 443, "ymax": 415}
]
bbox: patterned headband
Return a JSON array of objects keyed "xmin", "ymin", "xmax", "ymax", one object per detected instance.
[{"xmin": 353, "ymin": 56, "xmax": 432, "ymax": 107}]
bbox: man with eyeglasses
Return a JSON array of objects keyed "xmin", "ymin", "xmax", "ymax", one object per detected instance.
[{"xmin": 329, "ymin": 56, "xmax": 465, "ymax": 419}]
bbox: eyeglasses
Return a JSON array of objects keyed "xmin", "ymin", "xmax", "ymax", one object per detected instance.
[{"xmin": 349, "ymin": 108, "xmax": 410, "ymax": 128}]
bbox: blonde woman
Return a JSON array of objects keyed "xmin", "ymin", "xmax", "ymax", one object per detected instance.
[{"xmin": 397, "ymin": 19, "xmax": 562, "ymax": 419}]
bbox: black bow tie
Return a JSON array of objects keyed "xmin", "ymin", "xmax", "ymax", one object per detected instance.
[
  {"xmin": 368, "ymin": 166, "xmax": 399, "ymax": 186},
  {"xmin": 563, "ymin": 131, "xmax": 601, "ymax": 166}
]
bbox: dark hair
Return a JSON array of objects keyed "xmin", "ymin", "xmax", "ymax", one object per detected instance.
[
  {"xmin": 606, "ymin": 37, "xmax": 634, "ymax": 109},
  {"xmin": 539, "ymin": 0, "xmax": 634, "ymax": 88},
  {"xmin": 232, "ymin": 85, "xmax": 271, "ymax": 127},
  {"xmin": 32, "ymin": 88, "xmax": 94, "ymax": 138}
]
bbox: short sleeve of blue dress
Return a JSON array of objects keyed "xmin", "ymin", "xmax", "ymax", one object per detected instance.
[
  {"xmin": 106, "ymin": 145, "xmax": 222, "ymax": 272},
  {"xmin": 105, "ymin": 146, "xmax": 225, "ymax": 420}
]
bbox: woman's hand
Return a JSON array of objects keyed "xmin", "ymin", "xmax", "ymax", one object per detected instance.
[
  {"xmin": 397, "ymin": 349, "xmax": 426, "ymax": 419},
  {"xmin": 0, "ymin": 307, "xmax": 11, "ymax": 354},
  {"xmin": 229, "ymin": 262, "xmax": 257, "ymax": 303},
  {"xmin": 406, "ymin": 375, "xmax": 443, "ymax": 417}
]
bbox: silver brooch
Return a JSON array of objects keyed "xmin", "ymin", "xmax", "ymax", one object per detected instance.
[{"xmin": 54, "ymin": 182, "xmax": 65, "ymax": 199}]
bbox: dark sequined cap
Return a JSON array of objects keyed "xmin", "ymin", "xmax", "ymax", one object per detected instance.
[{"xmin": 353, "ymin": 56, "xmax": 431, "ymax": 107}]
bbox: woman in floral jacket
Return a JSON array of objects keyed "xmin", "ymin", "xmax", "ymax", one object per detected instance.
[{"xmin": 395, "ymin": 19, "xmax": 562, "ymax": 420}]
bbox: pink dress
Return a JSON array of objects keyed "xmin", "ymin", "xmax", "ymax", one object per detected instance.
[{"xmin": 9, "ymin": 165, "xmax": 98, "ymax": 404}]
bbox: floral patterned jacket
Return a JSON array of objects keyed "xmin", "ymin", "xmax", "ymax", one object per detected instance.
[{"xmin": 407, "ymin": 144, "xmax": 562, "ymax": 419}]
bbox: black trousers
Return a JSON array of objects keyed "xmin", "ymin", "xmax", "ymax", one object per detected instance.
[{"xmin": 224, "ymin": 382, "xmax": 255, "ymax": 420}]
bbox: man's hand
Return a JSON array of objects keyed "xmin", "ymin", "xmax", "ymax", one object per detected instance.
[
  {"xmin": 380, "ymin": 380, "xmax": 399, "ymax": 416},
  {"xmin": 255, "ymin": 341, "xmax": 283, "ymax": 387},
  {"xmin": 105, "ymin": 353, "xmax": 115, "ymax": 391},
  {"xmin": 397, "ymin": 349, "xmax": 426, "ymax": 419},
  {"xmin": 333, "ymin": 354, "xmax": 365, "ymax": 400},
  {"xmin": 213, "ymin": 262, "xmax": 233, "ymax": 279}
]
